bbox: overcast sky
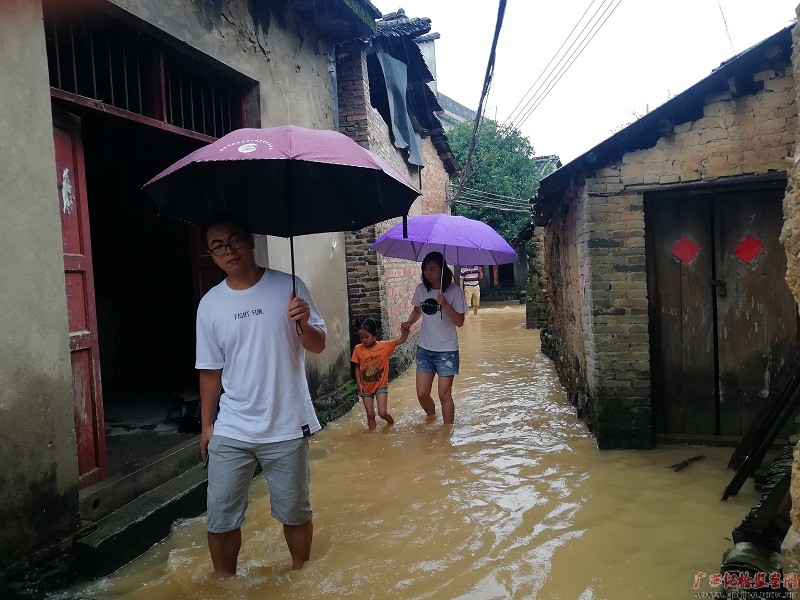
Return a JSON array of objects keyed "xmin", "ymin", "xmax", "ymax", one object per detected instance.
[{"xmin": 386, "ymin": 0, "xmax": 796, "ymax": 165}]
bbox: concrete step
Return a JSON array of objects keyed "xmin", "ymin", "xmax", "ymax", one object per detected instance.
[
  {"xmin": 79, "ymin": 437, "xmax": 200, "ymax": 522},
  {"xmin": 76, "ymin": 464, "xmax": 208, "ymax": 577}
]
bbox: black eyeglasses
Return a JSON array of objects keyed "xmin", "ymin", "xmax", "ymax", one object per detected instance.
[{"xmin": 209, "ymin": 237, "xmax": 247, "ymax": 257}]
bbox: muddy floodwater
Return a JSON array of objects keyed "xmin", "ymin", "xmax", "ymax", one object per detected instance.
[{"xmin": 67, "ymin": 303, "xmax": 758, "ymax": 599}]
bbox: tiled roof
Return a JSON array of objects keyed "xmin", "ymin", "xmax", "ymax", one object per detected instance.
[
  {"xmin": 538, "ymin": 24, "xmax": 793, "ymax": 199},
  {"xmin": 415, "ymin": 32, "xmax": 441, "ymax": 43},
  {"xmin": 376, "ymin": 8, "xmax": 432, "ymax": 39}
]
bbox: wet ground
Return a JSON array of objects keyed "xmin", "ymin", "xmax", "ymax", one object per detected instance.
[{"xmin": 61, "ymin": 302, "xmax": 757, "ymax": 599}]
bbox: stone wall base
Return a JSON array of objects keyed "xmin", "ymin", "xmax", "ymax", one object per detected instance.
[{"xmin": 589, "ymin": 405, "xmax": 653, "ymax": 450}]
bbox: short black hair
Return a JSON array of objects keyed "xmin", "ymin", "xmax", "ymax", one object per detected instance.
[
  {"xmin": 358, "ymin": 318, "xmax": 378, "ymax": 336},
  {"xmin": 200, "ymin": 211, "xmax": 252, "ymax": 247}
]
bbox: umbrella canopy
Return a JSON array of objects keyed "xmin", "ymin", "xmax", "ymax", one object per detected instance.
[
  {"xmin": 371, "ymin": 214, "xmax": 518, "ymax": 266},
  {"xmin": 143, "ymin": 125, "xmax": 420, "ymax": 237}
]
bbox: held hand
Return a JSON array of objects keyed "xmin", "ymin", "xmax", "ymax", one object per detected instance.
[
  {"xmin": 287, "ymin": 291, "xmax": 311, "ymax": 326},
  {"xmin": 200, "ymin": 424, "xmax": 213, "ymax": 462},
  {"xmin": 401, "ymin": 321, "xmax": 411, "ymax": 333}
]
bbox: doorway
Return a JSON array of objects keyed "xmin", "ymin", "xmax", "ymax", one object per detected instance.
[
  {"xmin": 77, "ymin": 110, "xmax": 207, "ymax": 473},
  {"xmin": 646, "ymin": 183, "xmax": 798, "ymax": 436}
]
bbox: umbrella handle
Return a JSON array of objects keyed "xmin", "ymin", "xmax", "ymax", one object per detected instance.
[{"xmin": 290, "ymin": 236, "xmax": 303, "ymax": 335}]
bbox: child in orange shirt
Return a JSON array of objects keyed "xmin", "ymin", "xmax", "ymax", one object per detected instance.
[{"xmin": 351, "ymin": 318, "xmax": 411, "ymax": 429}]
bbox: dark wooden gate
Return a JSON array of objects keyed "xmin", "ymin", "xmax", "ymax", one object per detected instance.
[
  {"xmin": 53, "ymin": 109, "xmax": 107, "ymax": 487},
  {"xmin": 646, "ymin": 185, "xmax": 798, "ymax": 436}
]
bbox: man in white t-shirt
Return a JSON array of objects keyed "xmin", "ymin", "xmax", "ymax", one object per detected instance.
[{"xmin": 195, "ymin": 212, "xmax": 326, "ymax": 575}]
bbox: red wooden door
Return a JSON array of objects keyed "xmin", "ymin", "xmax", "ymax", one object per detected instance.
[{"xmin": 53, "ymin": 110, "xmax": 106, "ymax": 487}]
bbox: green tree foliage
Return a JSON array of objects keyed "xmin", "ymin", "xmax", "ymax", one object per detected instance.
[{"xmin": 447, "ymin": 119, "xmax": 550, "ymax": 241}]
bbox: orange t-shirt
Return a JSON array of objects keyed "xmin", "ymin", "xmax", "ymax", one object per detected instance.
[{"xmin": 351, "ymin": 339, "xmax": 401, "ymax": 394}]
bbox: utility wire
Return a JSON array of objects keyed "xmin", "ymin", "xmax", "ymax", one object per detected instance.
[
  {"xmin": 449, "ymin": 182, "xmax": 528, "ymax": 204},
  {"xmin": 458, "ymin": 185, "xmax": 527, "ymax": 201},
  {"xmin": 716, "ymin": 0, "xmax": 735, "ymax": 54},
  {"xmin": 453, "ymin": 0, "xmax": 507, "ymax": 203},
  {"xmin": 502, "ymin": 0, "xmax": 609, "ymax": 128},
  {"xmin": 458, "ymin": 0, "xmax": 620, "ymax": 209},
  {"xmin": 514, "ymin": 0, "xmax": 622, "ymax": 129},
  {"xmin": 453, "ymin": 199, "xmax": 529, "ymax": 213}
]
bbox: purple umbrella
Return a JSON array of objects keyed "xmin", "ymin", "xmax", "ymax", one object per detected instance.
[{"xmin": 371, "ymin": 214, "xmax": 518, "ymax": 266}]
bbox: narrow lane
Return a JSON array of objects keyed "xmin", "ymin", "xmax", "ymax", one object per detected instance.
[{"xmin": 68, "ymin": 303, "xmax": 756, "ymax": 599}]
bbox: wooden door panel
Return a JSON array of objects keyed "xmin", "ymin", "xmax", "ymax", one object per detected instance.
[
  {"xmin": 647, "ymin": 196, "xmax": 715, "ymax": 434},
  {"xmin": 71, "ymin": 349, "xmax": 101, "ymax": 478},
  {"xmin": 54, "ymin": 109, "xmax": 106, "ymax": 487},
  {"xmin": 65, "ymin": 271, "xmax": 90, "ymax": 333},
  {"xmin": 715, "ymin": 190, "xmax": 798, "ymax": 436}
]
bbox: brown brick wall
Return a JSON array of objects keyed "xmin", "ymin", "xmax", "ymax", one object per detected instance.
[
  {"xmin": 337, "ymin": 47, "xmax": 452, "ymax": 372},
  {"xmin": 543, "ymin": 64, "xmax": 795, "ymax": 449}
]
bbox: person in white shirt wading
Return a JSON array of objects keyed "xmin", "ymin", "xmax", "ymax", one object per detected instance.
[
  {"xmin": 403, "ymin": 251, "xmax": 466, "ymax": 424},
  {"xmin": 195, "ymin": 212, "xmax": 326, "ymax": 575}
]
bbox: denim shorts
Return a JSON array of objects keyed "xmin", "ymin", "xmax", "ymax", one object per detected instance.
[
  {"xmin": 362, "ymin": 386, "xmax": 388, "ymax": 398},
  {"xmin": 206, "ymin": 435, "xmax": 311, "ymax": 533},
  {"xmin": 416, "ymin": 346, "xmax": 460, "ymax": 376}
]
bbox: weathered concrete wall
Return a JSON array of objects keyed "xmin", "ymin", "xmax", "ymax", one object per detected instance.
[
  {"xmin": 1, "ymin": 0, "xmax": 351, "ymax": 576},
  {"xmin": 783, "ymin": 11, "xmax": 800, "ymax": 579},
  {"xmin": 0, "ymin": 0, "xmax": 81, "ymax": 576},
  {"xmin": 543, "ymin": 60, "xmax": 795, "ymax": 449},
  {"xmin": 107, "ymin": 0, "xmax": 350, "ymax": 395}
]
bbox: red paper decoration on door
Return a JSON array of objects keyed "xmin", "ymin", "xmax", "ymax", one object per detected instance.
[
  {"xmin": 733, "ymin": 235, "xmax": 765, "ymax": 264},
  {"xmin": 671, "ymin": 236, "xmax": 701, "ymax": 265}
]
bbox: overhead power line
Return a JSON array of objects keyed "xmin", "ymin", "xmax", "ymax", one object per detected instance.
[
  {"xmin": 448, "ymin": 183, "xmax": 530, "ymax": 213},
  {"xmin": 454, "ymin": 0, "xmax": 621, "ymax": 207},
  {"xmin": 453, "ymin": 198, "xmax": 529, "ymax": 214},
  {"xmin": 458, "ymin": 186, "xmax": 527, "ymax": 201},
  {"xmin": 503, "ymin": 0, "xmax": 622, "ymax": 129},
  {"xmin": 716, "ymin": 0, "xmax": 735, "ymax": 54},
  {"xmin": 452, "ymin": 0, "xmax": 507, "ymax": 203},
  {"xmin": 513, "ymin": 0, "xmax": 622, "ymax": 130},
  {"xmin": 503, "ymin": 0, "xmax": 606, "ymax": 127}
]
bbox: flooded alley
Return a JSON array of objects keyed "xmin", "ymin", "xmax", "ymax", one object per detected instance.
[{"xmin": 67, "ymin": 303, "xmax": 758, "ymax": 599}]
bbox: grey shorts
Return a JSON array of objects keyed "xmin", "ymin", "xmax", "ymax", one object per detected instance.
[
  {"xmin": 206, "ymin": 435, "xmax": 311, "ymax": 533},
  {"xmin": 362, "ymin": 386, "xmax": 388, "ymax": 399}
]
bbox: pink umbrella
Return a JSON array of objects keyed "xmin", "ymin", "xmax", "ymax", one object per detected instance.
[
  {"xmin": 143, "ymin": 126, "xmax": 420, "ymax": 300},
  {"xmin": 144, "ymin": 126, "xmax": 420, "ymax": 238}
]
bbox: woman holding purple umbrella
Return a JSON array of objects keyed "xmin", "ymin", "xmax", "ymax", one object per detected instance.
[{"xmin": 402, "ymin": 251, "xmax": 466, "ymax": 424}]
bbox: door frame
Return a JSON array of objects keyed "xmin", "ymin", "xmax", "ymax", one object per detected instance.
[
  {"xmin": 53, "ymin": 107, "xmax": 107, "ymax": 487},
  {"xmin": 645, "ymin": 176, "xmax": 794, "ymax": 437}
]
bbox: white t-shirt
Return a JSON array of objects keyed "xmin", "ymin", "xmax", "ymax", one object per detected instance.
[
  {"xmin": 195, "ymin": 269, "xmax": 325, "ymax": 444},
  {"xmin": 412, "ymin": 282, "xmax": 467, "ymax": 352}
]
